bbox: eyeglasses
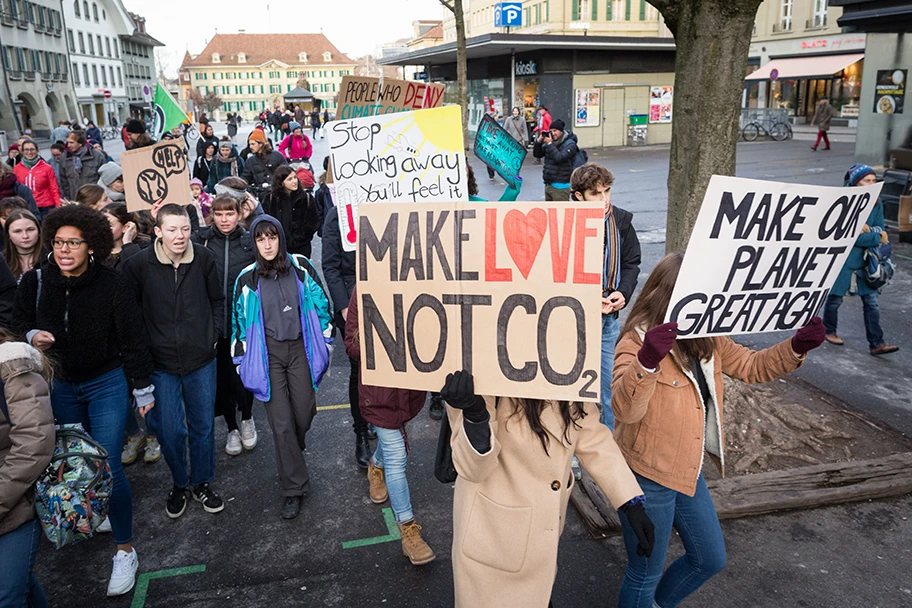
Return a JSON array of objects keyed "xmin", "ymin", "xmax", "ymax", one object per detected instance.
[{"xmin": 52, "ymin": 238, "xmax": 87, "ymax": 249}]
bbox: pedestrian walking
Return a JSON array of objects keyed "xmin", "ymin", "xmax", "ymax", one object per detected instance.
[
  {"xmin": 196, "ymin": 123, "xmax": 219, "ymax": 160},
  {"xmin": 823, "ymin": 164, "xmax": 899, "ymax": 355},
  {"xmin": 14, "ymin": 139, "xmax": 60, "ymax": 220},
  {"xmin": 97, "ymin": 163, "xmax": 125, "ymax": 203},
  {"xmin": 0, "ymin": 331, "xmax": 54, "ymax": 608},
  {"xmin": 310, "ymin": 110, "xmax": 322, "ymax": 140},
  {"xmin": 344, "ymin": 286, "xmax": 436, "ymax": 565},
  {"xmin": 194, "ymin": 142, "xmax": 217, "ymax": 192},
  {"xmin": 122, "ymin": 204, "xmax": 225, "ymax": 520},
  {"xmin": 59, "ymin": 131, "xmax": 107, "ymax": 200},
  {"xmin": 241, "ymin": 128, "xmax": 286, "ymax": 200},
  {"xmin": 278, "ymin": 122, "xmax": 312, "ymax": 165},
  {"xmin": 206, "ymin": 141, "xmax": 245, "ymax": 193},
  {"xmin": 13, "ymin": 205, "xmax": 156, "ymax": 596},
  {"xmin": 192, "ymin": 195, "xmax": 257, "ymax": 455},
  {"xmin": 51, "ymin": 120, "xmax": 71, "ymax": 144},
  {"xmin": 810, "ymin": 98, "xmax": 836, "ymax": 151},
  {"xmin": 503, "ymin": 106, "xmax": 529, "ymax": 147},
  {"xmin": 260, "ymin": 165, "xmax": 321, "ymax": 258},
  {"xmin": 571, "ymin": 163, "xmax": 640, "ymax": 429},
  {"xmin": 611, "ymin": 252, "xmax": 826, "ymax": 608},
  {"xmin": 441, "ymin": 369, "xmax": 653, "ymax": 608},
  {"xmin": 294, "ymin": 104, "xmax": 305, "ymax": 126},
  {"xmin": 533, "ymin": 119, "xmax": 579, "ymax": 201},
  {"xmin": 226, "ymin": 113, "xmax": 238, "ymax": 143},
  {"xmin": 232, "ymin": 215, "xmax": 332, "ymax": 519},
  {"xmin": 125, "ymin": 120, "xmax": 155, "ymax": 150}
]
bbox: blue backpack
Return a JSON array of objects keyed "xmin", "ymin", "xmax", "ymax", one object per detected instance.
[{"xmin": 571, "ymin": 146, "xmax": 588, "ymax": 170}]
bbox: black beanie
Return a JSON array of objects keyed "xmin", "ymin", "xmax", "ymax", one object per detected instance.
[
  {"xmin": 126, "ymin": 119, "xmax": 146, "ymax": 134},
  {"xmin": 551, "ymin": 119, "xmax": 566, "ymax": 131}
]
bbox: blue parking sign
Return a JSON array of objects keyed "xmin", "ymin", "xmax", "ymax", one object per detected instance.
[{"xmin": 495, "ymin": 2, "xmax": 523, "ymax": 27}]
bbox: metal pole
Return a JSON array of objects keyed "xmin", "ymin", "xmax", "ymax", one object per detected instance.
[{"xmin": 511, "ymin": 48, "xmax": 516, "ymax": 113}]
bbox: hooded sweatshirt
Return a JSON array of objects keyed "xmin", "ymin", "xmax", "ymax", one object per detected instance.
[{"xmin": 97, "ymin": 162, "xmax": 125, "ymax": 202}]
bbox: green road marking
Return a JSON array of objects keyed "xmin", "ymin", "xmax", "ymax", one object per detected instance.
[
  {"xmin": 317, "ymin": 403, "xmax": 350, "ymax": 411},
  {"xmin": 341, "ymin": 507, "xmax": 401, "ymax": 549},
  {"xmin": 895, "ymin": 253, "xmax": 912, "ymax": 261},
  {"xmin": 131, "ymin": 564, "xmax": 206, "ymax": 608}
]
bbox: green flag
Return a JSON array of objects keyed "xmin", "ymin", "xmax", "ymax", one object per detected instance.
[{"xmin": 151, "ymin": 85, "xmax": 188, "ymax": 140}]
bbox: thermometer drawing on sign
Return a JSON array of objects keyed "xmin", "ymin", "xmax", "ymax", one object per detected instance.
[
  {"xmin": 345, "ymin": 204, "xmax": 357, "ymax": 245},
  {"xmin": 335, "ymin": 182, "xmax": 359, "ymax": 246}
]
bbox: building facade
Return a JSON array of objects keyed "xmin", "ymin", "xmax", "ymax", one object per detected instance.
[
  {"xmin": 0, "ymin": 0, "xmax": 75, "ymax": 139},
  {"xmin": 180, "ymin": 32, "xmax": 357, "ymax": 120},
  {"xmin": 746, "ymin": 0, "xmax": 866, "ymax": 122},
  {"xmin": 63, "ymin": 0, "xmax": 134, "ymax": 126},
  {"xmin": 121, "ymin": 12, "xmax": 161, "ymax": 118}
]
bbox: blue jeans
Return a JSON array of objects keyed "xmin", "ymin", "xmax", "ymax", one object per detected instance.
[
  {"xmin": 51, "ymin": 366, "xmax": 133, "ymax": 545},
  {"xmin": 371, "ymin": 427, "xmax": 413, "ymax": 524},
  {"xmin": 0, "ymin": 517, "xmax": 48, "ymax": 608},
  {"xmin": 618, "ymin": 473, "xmax": 726, "ymax": 608},
  {"xmin": 822, "ymin": 293, "xmax": 884, "ymax": 349},
  {"xmin": 600, "ymin": 314, "xmax": 621, "ymax": 430},
  {"xmin": 147, "ymin": 360, "xmax": 217, "ymax": 489}
]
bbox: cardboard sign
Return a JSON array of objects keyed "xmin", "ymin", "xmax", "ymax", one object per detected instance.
[
  {"xmin": 473, "ymin": 114, "xmax": 527, "ymax": 190},
  {"xmin": 121, "ymin": 140, "xmax": 193, "ymax": 212},
  {"xmin": 666, "ymin": 176, "xmax": 884, "ymax": 338},
  {"xmin": 328, "ymin": 105, "xmax": 468, "ymax": 252},
  {"xmin": 357, "ymin": 200, "xmax": 604, "ymax": 402},
  {"xmin": 336, "ymin": 76, "xmax": 446, "ymax": 120}
]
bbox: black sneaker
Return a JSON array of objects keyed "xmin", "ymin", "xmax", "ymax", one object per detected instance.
[
  {"xmin": 191, "ymin": 483, "xmax": 225, "ymax": 514},
  {"xmin": 166, "ymin": 486, "xmax": 187, "ymax": 519},
  {"xmin": 281, "ymin": 495, "xmax": 303, "ymax": 520},
  {"xmin": 429, "ymin": 395, "xmax": 444, "ymax": 421}
]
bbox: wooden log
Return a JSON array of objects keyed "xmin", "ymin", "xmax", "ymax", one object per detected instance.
[{"xmin": 569, "ymin": 453, "xmax": 912, "ymax": 537}]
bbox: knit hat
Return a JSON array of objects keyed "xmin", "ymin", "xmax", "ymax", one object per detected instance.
[
  {"xmin": 289, "ymin": 121, "xmax": 301, "ymax": 132},
  {"xmin": 98, "ymin": 162, "xmax": 123, "ymax": 187},
  {"xmin": 219, "ymin": 139, "xmax": 234, "ymax": 150},
  {"xmin": 551, "ymin": 119, "xmax": 566, "ymax": 132},
  {"xmin": 189, "ymin": 177, "xmax": 204, "ymax": 189},
  {"xmin": 8, "ymin": 143, "xmax": 18, "ymax": 152},
  {"xmin": 126, "ymin": 119, "xmax": 146, "ymax": 134},
  {"xmin": 845, "ymin": 164, "xmax": 875, "ymax": 186},
  {"xmin": 248, "ymin": 129, "xmax": 268, "ymax": 145}
]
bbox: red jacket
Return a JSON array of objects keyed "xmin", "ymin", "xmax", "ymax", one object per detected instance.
[
  {"xmin": 14, "ymin": 159, "xmax": 60, "ymax": 209},
  {"xmin": 535, "ymin": 110, "xmax": 552, "ymax": 133},
  {"xmin": 278, "ymin": 133, "xmax": 312, "ymax": 160},
  {"xmin": 344, "ymin": 288, "xmax": 427, "ymax": 431}
]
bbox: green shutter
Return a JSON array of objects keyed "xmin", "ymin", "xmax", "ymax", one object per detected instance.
[
  {"xmin": 606, "ymin": 0, "xmax": 612, "ymax": 20},
  {"xmin": 625, "ymin": 0, "xmax": 631, "ymax": 20},
  {"xmin": 639, "ymin": 0, "xmax": 646, "ymax": 20},
  {"xmin": 546, "ymin": 0, "xmax": 549, "ymax": 21},
  {"xmin": 572, "ymin": 0, "xmax": 579, "ymax": 21},
  {"xmin": 592, "ymin": 0, "xmax": 598, "ymax": 20}
]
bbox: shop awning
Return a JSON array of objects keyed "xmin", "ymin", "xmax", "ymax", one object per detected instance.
[{"xmin": 746, "ymin": 53, "xmax": 865, "ymax": 81}]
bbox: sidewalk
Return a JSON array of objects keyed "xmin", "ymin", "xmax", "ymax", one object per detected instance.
[{"xmin": 791, "ymin": 123, "xmax": 857, "ymax": 144}]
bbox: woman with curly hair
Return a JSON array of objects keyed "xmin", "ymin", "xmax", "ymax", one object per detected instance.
[{"xmin": 12, "ymin": 205, "xmax": 156, "ymax": 598}]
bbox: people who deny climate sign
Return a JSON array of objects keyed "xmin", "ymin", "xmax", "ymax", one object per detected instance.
[{"xmin": 664, "ymin": 175, "xmax": 884, "ymax": 339}]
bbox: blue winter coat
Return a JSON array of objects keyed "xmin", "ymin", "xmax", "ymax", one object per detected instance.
[
  {"xmin": 830, "ymin": 200, "xmax": 885, "ymax": 297},
  {"xmin": 231, "ymin": 254, "xmax": 333, "ymax": 401}
]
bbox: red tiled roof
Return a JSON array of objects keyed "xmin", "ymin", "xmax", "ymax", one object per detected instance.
[
  {"xmin": 418, "ymin": 25, "xmax": 443, "ymax": 40},
  {"xmin": 185, "ymin": 33, "xmax": 356, "ymax": 67}
]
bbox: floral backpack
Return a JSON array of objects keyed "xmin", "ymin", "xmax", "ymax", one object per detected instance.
[{"xmin": 34, "ymin": 423, "xmax": 112, "ymax": 549}]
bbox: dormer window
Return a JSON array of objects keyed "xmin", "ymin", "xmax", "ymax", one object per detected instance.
[
  {"xmin": 322, "ymin": 52, "xmax": 331, "ymax": 62},
  {"xmin": 237, "ymin": 52, "xmax": 246, "ymax": 63},
  {"xmin": 298, "ymin": 52, "xmax": 308, "ymax": 63},
  {"xmin": 212, "ymin": 52, "xmax": 220, "ymax": 63}
]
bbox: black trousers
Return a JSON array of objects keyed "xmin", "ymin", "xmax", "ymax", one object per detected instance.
[
  {"xmin": 335, "ymin": 310, "xmax": 367, "ymax": 434},
  {"xmin": 215, "ymin": 338, "xmax": 253, "ymax": 432}
]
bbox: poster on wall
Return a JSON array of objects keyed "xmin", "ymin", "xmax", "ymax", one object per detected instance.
[
  {"xmin": 873, "ymin": 69, "xmax": 906, "ymax": 114},
  {"xmin": 574, "ymin": 89, "xmax": 600, "ymax": 127},
  {"xmin": 665, "ymin": 175, "xmax": 884, "ymax": 339},
  {"xmin": 649, "ymin": 86, "xmax": 674, "ymax": 124}
]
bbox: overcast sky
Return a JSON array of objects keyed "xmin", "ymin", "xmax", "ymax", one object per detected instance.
[{"xmin": 122, "ymin": 0, "xmax": 445, "ymax": 77}]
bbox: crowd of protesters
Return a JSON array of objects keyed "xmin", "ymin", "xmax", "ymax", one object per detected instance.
[{"xmin": 0, "ymin": 104, "xmax": 897, "ymax": 608}]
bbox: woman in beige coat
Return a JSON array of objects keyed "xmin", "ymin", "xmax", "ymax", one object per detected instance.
[{"xmin": 443, "ymin": 371, "xmax": 655, "ymax": 608}]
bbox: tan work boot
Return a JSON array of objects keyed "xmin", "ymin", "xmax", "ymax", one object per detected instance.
[
  {"xmin": 399, "ymin": 520, "xmax": 436, "ymax": 566},
  {"xmin": 367, "ymin": 460, "xmax": 388, "ymax": 504}
]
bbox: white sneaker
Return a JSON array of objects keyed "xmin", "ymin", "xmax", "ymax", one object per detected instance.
[
  {"xmin": 225, "ymin": 430, "xmax": 242, "ymax": 456},
  {"xmin": 106, "ymin": 549, "xmax": 138, "ymax": 597},
  {"xmin": 121, "ymin": 433, "xmax": 145, "ymax": 465},
  {"xmin": 96, "ymin": 516, "xmax": 112, "ymax": 533},
  {"xmin": 144, "ymin": 437, "xmax": 162, "ymax": 463},
  {"xmin": 240, "ymin": 419, "xmax": 257, "ymax": 450}
]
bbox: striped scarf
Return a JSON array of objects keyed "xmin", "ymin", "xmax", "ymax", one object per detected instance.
[{"xmin": 603, "ymin": 209, "xmax": 621, "ymax": 296}]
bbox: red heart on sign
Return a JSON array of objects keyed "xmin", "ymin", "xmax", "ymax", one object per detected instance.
[{"xmin": 503, "ymin": 208, "xmax": 548, "ymax": 279}]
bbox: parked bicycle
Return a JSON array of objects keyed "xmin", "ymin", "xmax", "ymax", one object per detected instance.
[
  {"xmin": 741, "ymin": 116, "xmax": 793, "ymax": 142},
  {"xmin": 101, "ymin": 125, "xmax": 119, "ymax": 140}
]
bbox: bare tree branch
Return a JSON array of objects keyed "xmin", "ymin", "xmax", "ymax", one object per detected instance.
[{"xmin": 439, "ymin": 0, "xmax": 455, "ymax": 14}]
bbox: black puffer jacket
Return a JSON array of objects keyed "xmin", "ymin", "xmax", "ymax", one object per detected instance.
[
  {"xmin": 608, "ymin": 206, "xmax": 642, "ymax": 305},
  {"xmin": 123, "ymin": 242, "xmax": 224, "ymax": 375},
  {"xmin": 533, "ymin": 132, "xmax": 579, "ymax": 184},
  {"xmin": 191, "ymin": 225, "xmax": 255, "ymax": 336},
  {"xmin": 261, "ymin": 187, "xmax": 321, "ymax": 257},
  {"xmin": 321, "ymin": 205, "xmax": 356, "ymax": 313},
  {"xmin": 242, "ymin": 150, "xmax": 286, "ymax": 191},
  {"xmin": 12, "ymin": 263, "xmax": 154, "ymax": 387}
]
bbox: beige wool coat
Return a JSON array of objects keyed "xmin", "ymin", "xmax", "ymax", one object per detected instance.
[{"xmin": 448, "ymin": 397, "xmax": 642, "ymax": 608}]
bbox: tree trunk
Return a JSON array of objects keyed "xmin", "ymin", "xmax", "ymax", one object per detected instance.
[
  {"xmin": 649, "ymin": 0, "xmax": 763, "ymax": 253},
  {"xmin": 452, "ymin": 0, "xmax": 470, "ymax": 150}
]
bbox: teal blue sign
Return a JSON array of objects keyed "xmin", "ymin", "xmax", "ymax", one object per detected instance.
[{"xmin": 473, "ymin": 114, "xmax": 527, "ymax": 190}]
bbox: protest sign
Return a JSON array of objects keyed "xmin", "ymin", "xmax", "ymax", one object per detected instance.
[
  {"xmin": 666, "ymin": 175, "xmax": 884, "ymax": 338},
  {"xmin": 357, "ymin": 200, "xmax": 604, "ymax": 402},
  {"xmin": 328, "ymin": 105, "xmax": 468, "ymax": 252},
  {"xmin": 121, "ymin": 140, "xmax": 193, "ymax": 213},
  {"xmin": 336, "ymin": 76, "xmax": 446, "ymax": 120},
  {"xmin": 473, "ymin": 114, "xmax": 527, "ymax": 190}
]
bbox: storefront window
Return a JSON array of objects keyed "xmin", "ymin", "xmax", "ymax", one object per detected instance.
[
  {"xmin": 832, "ymin": 59, "xmax": 864, "ymax": 118},
  {"xmin": 770, "ymin": 78, "xmax": 797, "ymax": 112}
]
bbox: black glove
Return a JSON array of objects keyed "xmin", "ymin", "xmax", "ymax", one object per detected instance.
[
  {"xmin": 620, "ymin": 500, "xmax": 655, "ymax": 558},
  {"xmin": 440, "ymin": 370, "xmax": 488, "ymax": 423}
]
